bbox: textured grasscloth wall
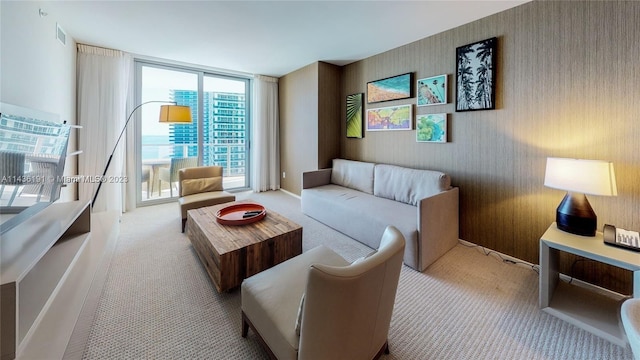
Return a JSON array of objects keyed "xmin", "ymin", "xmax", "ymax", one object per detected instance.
[
  {"xmin": 317, "ymin": 62, "xmax": 342, "ymax": 170},
  {"xmin": 280, "ymin": 62, "xmax": 319, "ymax": 193},
  {"xmin": 341, "ymin": 1, "xmax": 639, "ymax": 292},
  {"xmin": 280, "ymin": 61, "xmax": 342, "ymax": 193}
]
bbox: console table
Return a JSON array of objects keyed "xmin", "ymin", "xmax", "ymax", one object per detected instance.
[{"xmin": 539, "ymin": 222, "xmax": 640, "ymax": 346}]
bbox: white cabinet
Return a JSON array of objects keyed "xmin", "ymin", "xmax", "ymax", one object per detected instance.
[{"xmin": 1, "ymin": 201, "xmax": 119, "ymax": 359}]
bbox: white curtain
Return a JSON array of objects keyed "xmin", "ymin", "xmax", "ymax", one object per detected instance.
[
  {"xmin": 123, "ymin": 60, "xmax": 136, "ymax": 212},
  {"xmin": 252, "ymin": 75, "xmax": 280, "ymax": 192},
  {"xmin": 77, "ymin": 44, "xmax": 132, "ymax": 213}
]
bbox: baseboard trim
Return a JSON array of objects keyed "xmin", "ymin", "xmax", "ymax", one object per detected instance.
[
  {"xmin": 458, "ymin": 239, "xmax": 537, "ymax": 268},
  {"xmin": 279, "ymin": 188, "xmax": 300, "ymax": 199},
  {"xmin": 457, "ymin": 239, "xmax": 627, "ymax": 300}
]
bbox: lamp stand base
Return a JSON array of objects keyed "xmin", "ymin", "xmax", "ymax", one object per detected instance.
[{"xmin": 556, "ymin": 192, "xmax": 597, "ymax": 237}]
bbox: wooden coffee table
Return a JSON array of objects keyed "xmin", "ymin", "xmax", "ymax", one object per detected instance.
[{"xmin": 186, "ymin": 200, "xmax": 303, "ymax": 293}]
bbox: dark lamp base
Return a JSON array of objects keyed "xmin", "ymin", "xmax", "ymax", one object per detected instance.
[{"xmin": 555, "ymin": 192, "xmax": 597, "ymax": 237}]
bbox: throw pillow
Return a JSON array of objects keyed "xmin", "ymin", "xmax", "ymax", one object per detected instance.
[
  {"xmin": 295, "ymin": 293, "xmax": 305, "ymax": 336},
  {"xmin": 330, "ymin": 159, "xmax": 375, "ymax": 194},
  {"xmin": 181, "ymin": 177, "xmax": 222, "ymax": 196}
]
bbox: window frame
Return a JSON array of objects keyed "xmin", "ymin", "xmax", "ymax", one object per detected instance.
[{"xmin": 134, "ymin": 59, "xmax": 252, "ymax": 207}]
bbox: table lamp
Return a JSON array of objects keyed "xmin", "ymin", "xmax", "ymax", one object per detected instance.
[{"xmin": 544, "ymin": 157, "xmax": 617, "ymax": 236}]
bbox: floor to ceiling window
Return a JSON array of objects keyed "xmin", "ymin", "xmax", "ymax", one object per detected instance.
[{"xmin": 136, "ymin": 61, "xmax": 250, "ymax": 205}]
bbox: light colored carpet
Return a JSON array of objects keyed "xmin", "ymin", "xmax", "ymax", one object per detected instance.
[{"xmin": 81, "ymin": 190, "xmax": 633, "ymax": 359}]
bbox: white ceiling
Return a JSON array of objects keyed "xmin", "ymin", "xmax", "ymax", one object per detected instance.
[{"xmin": 46, "ymin": 1, "xmax": 529, "ymax": 77}]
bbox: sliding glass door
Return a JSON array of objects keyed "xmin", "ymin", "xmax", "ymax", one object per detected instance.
[
  {"xmin": 136, "ymin": 61, "xmax": 250, "ymax": 205},
  {"xmin": 202, "ymin": 75, "xmax": 248, "ymax": 189}
]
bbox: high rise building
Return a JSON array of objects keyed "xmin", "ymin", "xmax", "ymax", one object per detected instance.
[{"xmin": 169, "ymin": 90, "xmax": 246, "ymax": 176}]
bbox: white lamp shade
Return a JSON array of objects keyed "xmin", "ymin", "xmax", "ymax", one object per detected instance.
[{"xmin": 544, "ymin": 157, "xmax": 617, "ymax": 196}]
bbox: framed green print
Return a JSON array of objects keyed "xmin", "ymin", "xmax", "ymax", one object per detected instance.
[
  {"xmin": 346, "ymin": 93, "xmax": 364, "ymax": 138},
  {"xmin": 416, "ymin": 113, "xmax": 447, "ymax": 142}
]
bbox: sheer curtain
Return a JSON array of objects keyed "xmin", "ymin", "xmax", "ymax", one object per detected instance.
[
  {"xmin": 252, "ymin": 75, "xmax": 280, "ymax": 192},
  {"xmin": 77, "ymin": 44, "xmax": 132, "ymax": 213}
]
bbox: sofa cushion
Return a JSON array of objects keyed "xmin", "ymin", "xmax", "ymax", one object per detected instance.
[
  {"xmin": 179, "ymin": 191, "xmax": 235, "ymax": 219},
  {"xmin": 331, "ymin": 159, "xmax": 375, "ymax": 194},
  {"xmin": 181, "ymin": 177, "xmax": 222, "ymax": 196},
  {"xmin": 301, "ymin": 184, "xmax": 419, "ymax": 269},
  {"xmin": 374, "ymin": 164, "xmax": 451, "ymax": 206}
]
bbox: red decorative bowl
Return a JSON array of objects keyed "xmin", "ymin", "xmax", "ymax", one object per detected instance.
[{"xmin": 215, "ymin": 203, "xmax": 266, "ymax": 225}]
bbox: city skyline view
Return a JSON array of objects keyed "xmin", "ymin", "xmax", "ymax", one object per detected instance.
[{"xmin": 138, "ymin": 64, "xmax": 250, "ymax": 200}]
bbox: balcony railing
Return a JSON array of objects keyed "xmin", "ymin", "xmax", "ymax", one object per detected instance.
[{"xmin": 141, "ymin": 143, "xmax": 247, "ymax": 177}]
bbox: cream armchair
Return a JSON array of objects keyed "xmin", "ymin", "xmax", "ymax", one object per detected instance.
[
  {"xmin": 178, "ymin": 166, "xmax": 235, "ymax": 232},
  {"xmin": 622, "ymin": 298, "xmax": 640, "ymax": 360},
  {"xmin": 241, "ymin": 226, "xmax": 405, "ymax": 360}
]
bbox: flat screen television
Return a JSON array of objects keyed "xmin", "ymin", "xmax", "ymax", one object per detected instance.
[{"xmin": 0, "ymin": 102, "xmax": 71, "ymax": 235}]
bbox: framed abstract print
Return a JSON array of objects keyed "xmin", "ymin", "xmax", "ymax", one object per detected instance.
[{"xmin": 366, "ymin": 104, "xmax": 413, "ymax": 131}]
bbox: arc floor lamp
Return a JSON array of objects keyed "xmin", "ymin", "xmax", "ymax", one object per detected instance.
[{"xmin": 91, "ymin": 101, "xmax": 192, "ymax": 208}]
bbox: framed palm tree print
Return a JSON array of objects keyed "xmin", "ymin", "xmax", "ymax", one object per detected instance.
[
  {"xmin": 346, "ymin": 93, "xmax": 364, "ymax": 138},
  {"xmin": 456, "ymin": 37, "xmax": 497, "ymax": 112}
]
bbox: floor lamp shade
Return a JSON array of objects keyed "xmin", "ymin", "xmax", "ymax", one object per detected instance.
[
  {"xmin": 544, "ymin": 157, "xmax": 617, "ymax": 236},
  {"xmin": 159, "ymin": 105, "xmax": 192, "ymax": 123}
]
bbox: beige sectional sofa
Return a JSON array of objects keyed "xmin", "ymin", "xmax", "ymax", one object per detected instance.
[{"xmin": 301, "ymin": 159, "xmax": 459, "ymax": 271}]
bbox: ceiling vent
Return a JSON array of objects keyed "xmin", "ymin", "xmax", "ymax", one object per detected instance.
[{"xmin": 56, "ymin": 23, "xmax": 66, "ymax": 46}]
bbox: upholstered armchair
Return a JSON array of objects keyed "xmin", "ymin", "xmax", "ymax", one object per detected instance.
[
  {"xmin": 178, "ymin": 165, "xmax": 235, "ymax": 232},
  {"xmin": 159, "ymin": 157, "xmax": 197, "ymax": 197},
  {"xmin": 241, "ymin": 226, "xmax": 405, "ymax": 360}
]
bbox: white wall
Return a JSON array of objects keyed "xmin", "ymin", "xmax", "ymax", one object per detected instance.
[{"xmin": 0, "ymin": 1, "xmax": 77, "ymax": 201}]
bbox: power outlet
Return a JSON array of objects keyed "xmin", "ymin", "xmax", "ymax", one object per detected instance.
[{"xmin": 282, "ymin": 171, "xmax": 286, "ymax": 179}]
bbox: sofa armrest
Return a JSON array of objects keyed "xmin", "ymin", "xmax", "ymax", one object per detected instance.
[
  {"xmin": 417, "ymin": 187, "xmax": 459, "ymax": 271},
  {"xmin": 302, "ymin": 168, "xmax": 332, "ymax": 189}
]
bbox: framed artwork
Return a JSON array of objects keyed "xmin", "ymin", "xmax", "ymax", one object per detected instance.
[
  {"xmin": 417, "ymin": 74, "xmax": 447, "ymax": 106},
  {"xmin": 366, "ymin": 104, "xmax": 413, "ymax": 131},
  {"xmin": 416, "ymin": 113, "xmax": 447, "ymax": 143},
  {"xmin": 346, "ymin": 93, "xmax": 364, "ymax": 138},
  {"xmin": 367, "ymin": 73, "xmax": 413, "ymax": 104},
  {"xmin": 456, "ymin": 37, "xmax": 497, "ymax": 112}
]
